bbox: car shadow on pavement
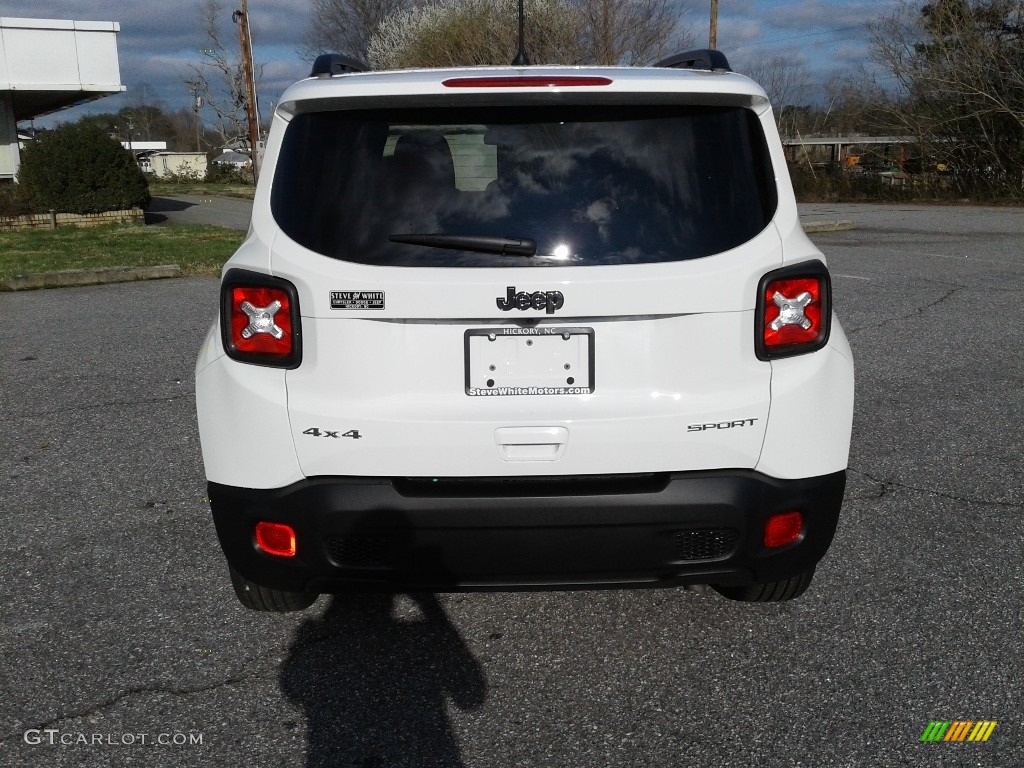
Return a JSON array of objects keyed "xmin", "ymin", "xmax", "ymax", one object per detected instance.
[
  {"xmin": 145, "ymin": 196, "xmax": 196, "ymax": 224},
  {"xmin": 280, "ymin": 592, "xmax": 487, "ymax": 768}
]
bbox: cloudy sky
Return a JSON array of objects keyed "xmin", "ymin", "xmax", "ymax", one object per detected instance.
[{"xmin": 9, "ymin": 0, "xmax": 902, "ymax": 127}]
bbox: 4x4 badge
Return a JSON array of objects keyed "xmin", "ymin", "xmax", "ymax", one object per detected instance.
[{"xmin": 496, "ymin": 286, "xmax": 564, "ymax": 314}]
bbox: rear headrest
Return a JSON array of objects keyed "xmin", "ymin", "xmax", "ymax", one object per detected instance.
[{"xmin": 392, "ymin": 131, "xmax": 456, "ymax": 189}]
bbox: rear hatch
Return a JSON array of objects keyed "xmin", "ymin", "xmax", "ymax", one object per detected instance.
[{"xmin": 267, "ymin": 86, "xmax": 781, "ymax": 477}]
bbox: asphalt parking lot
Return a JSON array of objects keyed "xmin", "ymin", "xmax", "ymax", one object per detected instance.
[
  {"xmin": 1, "ymin": 203, "xmax": 1021, "ymax": 767},
  {"xmin": 147, "ymin": 194, "xmax": 254, "ymax": 231}
]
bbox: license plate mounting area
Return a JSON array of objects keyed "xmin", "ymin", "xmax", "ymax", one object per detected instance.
[{"xmin": 464, "ymin": 327, "xmax": 594, "ymax": 396}]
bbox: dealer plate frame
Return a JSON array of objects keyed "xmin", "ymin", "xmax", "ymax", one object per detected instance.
[{"xmin": 464, "ymin": 327, "xmax": 595, "ymax": 396}]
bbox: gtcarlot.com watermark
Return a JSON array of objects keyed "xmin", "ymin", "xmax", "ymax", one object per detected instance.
[{"xmin": 24, "ymin": 729, "xmax": 203, "ymax": 747}]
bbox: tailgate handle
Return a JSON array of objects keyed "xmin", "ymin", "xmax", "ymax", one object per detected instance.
[{"xmin": 495, "ymin": 427, "xmax": 568, "ymax": 462}]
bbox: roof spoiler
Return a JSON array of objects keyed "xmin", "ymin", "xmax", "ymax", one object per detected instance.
[
  {"xmin": 310, "ymin": 53, "xmax": 368, "ymax": 78},
  {"xmin": 654, "ymin": 49, "xmax": 732, "ymax": 72}
]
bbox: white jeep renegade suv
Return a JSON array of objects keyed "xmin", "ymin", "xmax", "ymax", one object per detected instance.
[{"xmin": 195, "ymin": 50, "xmax": 855, "ymax": 611}]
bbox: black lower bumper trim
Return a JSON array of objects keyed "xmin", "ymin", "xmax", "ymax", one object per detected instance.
[{"xmin": 209, "ymin": 469, "xmax": 845, "ymax": 593}]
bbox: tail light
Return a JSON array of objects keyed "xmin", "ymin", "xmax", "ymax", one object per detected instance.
[
  {"xmin": 220, "ymin": 269, "xmax": 302, "ymax": 368},
  {"xmin": 756, "ymin": 260, "xmax": 831, "ymax": 360}
]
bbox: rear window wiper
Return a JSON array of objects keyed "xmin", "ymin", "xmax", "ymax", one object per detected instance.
[{"xmin": 389, "ymin": 233, "xmax": 537, "ymax": 257}]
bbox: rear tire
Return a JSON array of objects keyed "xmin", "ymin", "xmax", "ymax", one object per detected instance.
[
  {"xmin": 712, "ymin": 567, "xmax": 815, "ymax": 602},
  {"xmin": 229, "ymin": 567, "xmax": 318, "ymax": 612}
]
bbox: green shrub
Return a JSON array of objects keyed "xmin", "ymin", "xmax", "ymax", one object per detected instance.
[
  {"xmin": 0, "ymin": 182, "xmax": 35, "ymax": 218},
  {"xmin": 159, "ymin": 165, "xmax": 206, "ymax": 184},
  {"xmin": 18, "ymin": 123, "xmax": 151, "ymax": 214},
  {"xmin": 205, "ymin": 162, "xmax": 252, "ymax": 185}
]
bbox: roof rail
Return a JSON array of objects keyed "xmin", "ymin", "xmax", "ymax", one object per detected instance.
[
  {"xmin": 310, "ymin": 53, "xmax": 369, "ymax": 78},
  {"xmin": 654, "ymin": 49, "xmax": 732, "ymax": 72}
]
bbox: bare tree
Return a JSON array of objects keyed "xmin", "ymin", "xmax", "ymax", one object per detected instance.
[
  {"xmin": 185, "ymin": 0, "xmax": 263, "ymax": 150},
  {"xmin": 125, "ymin": 83, "xmax": 166, "ymax": 141},
  {"xmin": 869, "ymin": 0, "xmax": 1024, "ymax": 196},
  {"xmin": 574, "ymin": 0, "xmax": 692, "ymax": 65},
  {"xmin": 741, "ymin": 55, "xmax": 811, "ymax": 135},
  {"xmin": 165, "ymin": 107, "xmax": 204, "ymax": 152},
  {"xmin": 813, "ymin": 71, "xmax": 900, "ymax": 136},
  {"xmin": 313, "ymin": 0, "xmax": 692, "ymax": 67},
  {"xmin": 368, "ymin": 0, "xmax": 586, "ymax": 69},
  {"xmin": 300, "ymin": 0, "xmax": 418, "ymax": 62}
]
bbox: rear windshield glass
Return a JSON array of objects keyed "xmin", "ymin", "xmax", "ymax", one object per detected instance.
[{"xmin": 271, "ymin": 105, "xmax": 777, "ymax": 267}]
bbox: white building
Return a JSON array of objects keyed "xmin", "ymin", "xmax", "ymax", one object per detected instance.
[
  {"xmin": 122, "ymin": 141, "xmax": 168, "ymax": 153},
  {"xmin": 149, "ymin": 151, "xmax": 208, "ymax": 179},
  {"xmin": 0, "ymin": 17, "xmax": 125, "ymax": 180},
  {"xmin": 212, "ymin": 149, "xmax": 250, "ymax": 169}
]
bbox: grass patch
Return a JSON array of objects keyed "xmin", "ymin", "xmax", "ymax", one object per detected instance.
[
  {"xmin": 148, "ymin": 181, "xmax": 255, "ymax": 200},
  {"xmin": 0, "ymin": 223, "xmax": 243, "ymax": 280}
]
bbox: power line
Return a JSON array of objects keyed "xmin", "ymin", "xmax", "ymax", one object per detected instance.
[{"xmin": 757, "ymin": 24, "xmax": 866, "ymax": 46}]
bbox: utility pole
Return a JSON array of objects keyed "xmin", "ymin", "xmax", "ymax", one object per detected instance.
[
  {"xmin": 709, "ymin": 0, "xmax": 719, "ymax": 50},
  {"xmin": 126, "ymin": 114, "xmax": 135, "ymax": 164},
  {"xmin": 233, "ymin": 0, "xmax": 261, "ymax": 183},
  {"xmin": 189, "ymin": 84, "xmax": 203, "ymax": 153}
]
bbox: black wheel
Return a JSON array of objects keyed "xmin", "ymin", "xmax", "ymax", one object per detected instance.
[
  {"xmin": 712, "ymin": 568, "xmax": 815, "ymax": 602},
  {"xmin": 229, "ymin": 567, "xmax": 319, "ymax": 612}
]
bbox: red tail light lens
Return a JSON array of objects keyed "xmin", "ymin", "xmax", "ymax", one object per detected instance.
[
  {"xmin": 255, "ymin": 521, "xmax": 297, "ymax": 557},
  {"xmin": 764, "ymin": 277, "xmax": 822, "ymax": 346},
  {"xmin": 230, "ymin": 286, "xmax": 292, "ymax": 355},
  {"xmin": 764, "ymin": 511, "xmax": 803, "ymax": 548},
  {"xmin": 756, "ymin": 261, "xmax": 831, "ymax": 360},
  {"xmin": 220, "ymin": 269, "xmax": 302, "ymax": 368}
]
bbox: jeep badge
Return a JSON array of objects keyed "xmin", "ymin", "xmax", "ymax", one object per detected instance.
[{"xmin": 496, "ymin": 286, "xmax": 565, "ymax": 314}]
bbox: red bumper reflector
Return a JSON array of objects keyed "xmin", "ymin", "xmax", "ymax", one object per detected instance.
[
  {"xmin": 442, "ymin": 76, "xmax": 613, "ymax": 88},
  {"xmin": 255, "ymin": 522, "xmax": 297, "ymax": 557},
  {"xmin": 764, "ymin": 511, "xmax": 803, "ymax": 548}
]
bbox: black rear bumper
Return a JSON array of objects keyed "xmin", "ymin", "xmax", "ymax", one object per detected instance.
[{"xmin": 209, "ymin": 470, "xmax": 845, "ymax": 593}]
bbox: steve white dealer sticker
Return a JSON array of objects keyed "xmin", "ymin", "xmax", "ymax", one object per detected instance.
[{"xmin": 330, "ymin": 291, "xmax": 384, "ymax": 310}]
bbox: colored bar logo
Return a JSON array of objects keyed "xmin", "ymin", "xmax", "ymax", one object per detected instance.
[{"xmin": 921, "ymin": 721, "xmax": 997, "ymax": 742}]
